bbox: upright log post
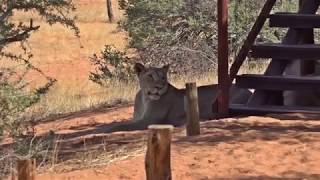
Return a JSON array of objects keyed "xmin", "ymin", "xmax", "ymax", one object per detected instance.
[
  {"xmin": 185, "ymin": 82, "xmax": 200, "ymax": 136},
  {"xmin": 17, "ymin": 159, "xmax": 36, "ymax": 180},
  {"xmin": 145, "ymin": 125, "xmax": 173, "ymax": 180},
  {"xmin": 11, "ymin": 169, "xmax": 16, "ymax": 180},
  {"xmin": 217, "ymin": 0, "xmax": 229, "ymax": 117}
]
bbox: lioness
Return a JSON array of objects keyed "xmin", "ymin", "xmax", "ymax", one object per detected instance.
[{"xmin": 106, "ymin": 63, "xmax": 252, "ymax": 132}]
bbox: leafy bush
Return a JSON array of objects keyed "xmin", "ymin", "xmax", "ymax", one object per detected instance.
[
  {"xmin": 0, "ymin": 68, "xmax": 52, "ymax": 140},
  {"xmin": 92, "ymin": 0, "xmax": 299, "ymax": 84},
  {"xmin": 116, "ymin": 0, "xmax": 298, "ymax": 76},
  {"xmin": 0, "ymin": 63, "xmax": 56, "ymax": 178},
  {"xmin": 89, "ymin": 45, "xmax": 135, "ymax": 86},
  {"xmin": 118, "ymin": 0, "xmax": 218, "ymax": 75}
]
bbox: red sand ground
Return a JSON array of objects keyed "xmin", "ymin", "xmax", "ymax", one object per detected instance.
[{"xmin": 4, "ymin": 106, "xmax": 320, "ymax": 180}]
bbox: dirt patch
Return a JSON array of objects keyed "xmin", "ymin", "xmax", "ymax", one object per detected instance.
[{"xmin": 3, "ymin": 107, "xmax": 320, "ymax": 180}]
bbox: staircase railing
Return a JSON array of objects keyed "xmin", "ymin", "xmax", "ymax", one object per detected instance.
[{"xmin": 229, "ymin": 0, "xmax": 276, "ymax": 82}]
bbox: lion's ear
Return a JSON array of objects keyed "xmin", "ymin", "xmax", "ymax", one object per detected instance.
[
  {"xmin": 134, "ymin": 63, "xmax": 146, "ymax": 76},
  {"xmin": 162, "ymin": 64, "xmax": 170, "ymax": 74}
]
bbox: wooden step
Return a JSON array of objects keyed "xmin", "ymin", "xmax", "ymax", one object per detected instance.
[
  {"xmin": 230, "ymin": 104, "xmax": 320, "ymax": 115},
  {"xmin": 236, "ymin": 74, "xmax": 320, "ymax": 90},
  {"xmin": 251, "ymin": 43, "xmax": 320, "ymax": 60},
  {"xmin": 269, "ymin": 13, "xmax": 320, "ymax": 28}
]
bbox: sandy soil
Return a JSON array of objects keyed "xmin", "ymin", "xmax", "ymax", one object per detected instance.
[{"xmin": 3, "ymin": 106, "xmax": 320, "ymax": 180}]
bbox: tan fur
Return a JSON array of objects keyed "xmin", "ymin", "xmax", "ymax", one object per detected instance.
[{"xmin": 106, "ymin": 63, "xmax": 252, "ymax": 132}]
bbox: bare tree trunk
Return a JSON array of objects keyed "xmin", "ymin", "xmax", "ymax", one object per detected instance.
[{"xmin": 106, "ymin": 0, "xmax": 114, "ymax": 23}]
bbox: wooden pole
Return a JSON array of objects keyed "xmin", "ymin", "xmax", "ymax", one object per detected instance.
[
  {"xmin": 106, "ymin": 0, "xmax": 114, "ymax": 23},
  {"xmin": 17, "ymin": 159, "xmax": 36, "ymax": 180},
  {"xmin": 145, "ymin": 125, "xmax": 173, "ymax": 180},
  {"xmin": 185, "ymin": 83, "xmax": 200, "ymax": 136},
  {"xmin": 217, "ymin": 0, "xmax": 230, "ymax": 117},
  {"xmin": 11, "ymin": 170, "xmax": 16, "ymax": 180}
]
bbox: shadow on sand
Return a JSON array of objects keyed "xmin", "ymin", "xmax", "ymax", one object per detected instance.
[{"xmin": 1, "ymin": 114, "xmax": 320, "ymax": 171}]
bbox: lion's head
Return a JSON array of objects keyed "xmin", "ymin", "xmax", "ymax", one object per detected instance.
[{"xmin": 134, "ymin": 63, "xmax": 170, "ymax": 100}]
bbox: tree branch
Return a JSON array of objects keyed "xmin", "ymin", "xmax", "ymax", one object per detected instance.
[{"xmin": 0, "ymin": 26, "xmax": 40, "ymax": 46}]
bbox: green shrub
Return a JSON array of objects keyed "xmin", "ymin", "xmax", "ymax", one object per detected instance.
[
  {"xmin": 0, "ymin": 69, "xmax": 42, "ymax": 139},
  {"xmin": 89, "ymin": 45, "xmax": 135, "ymax": 86}
]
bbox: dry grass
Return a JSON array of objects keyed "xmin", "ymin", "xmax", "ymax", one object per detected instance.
[
  {"xmin": 40, "ymin": 136, "xmax": 147, "ymax": 174},
  {"xmin": 27, "ymin": 80, "xmax": 138, "ymax": 119}
]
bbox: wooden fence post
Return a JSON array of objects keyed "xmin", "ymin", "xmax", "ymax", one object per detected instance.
[
  {"xmin": 11, "ymin": 169, "xmax": 16, "ymax": 180},
  {"xmin": 185, "ymin": 83, "xmax": 200, "ymax": 136},
  {"xmin": 217, "ymin": 0, "xmax": 230, "ymax": 117},
  {"xmin": 106, "ymin": 0, "xmax": 114, "ymax": 22},
  {"xmin": 17, "ymin": 159, "xmax": 36, "ymax": 180},
  {"xmin": 145, "ymin": 125, "xmax": 173, "ymax": 180}
]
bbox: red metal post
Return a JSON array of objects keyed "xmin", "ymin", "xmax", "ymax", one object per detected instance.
[{"xmin": 217, "ymin": 0, "xmax": 229, "ymax": 117}]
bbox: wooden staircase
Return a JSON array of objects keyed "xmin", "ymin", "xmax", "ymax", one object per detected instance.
[
  {"xmin": 228, "ymin": 0, "xmax": 320, "ymax": 115},
  {"xmin": 251, "ymin": 43, "xmax": 320, "ymax": 60}
]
